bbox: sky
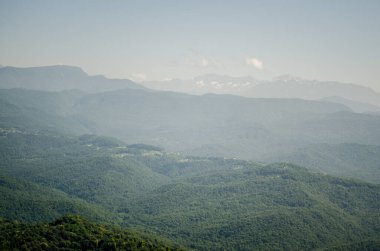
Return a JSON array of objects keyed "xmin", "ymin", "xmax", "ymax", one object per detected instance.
[{"xmin": 0, "ymin": 0, "xmax": 379, "ymax": 91}]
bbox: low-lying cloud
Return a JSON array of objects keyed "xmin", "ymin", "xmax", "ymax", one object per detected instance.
[{"xmin": 246, "ymin": 57, "xmax": 263, "ymax": 70}]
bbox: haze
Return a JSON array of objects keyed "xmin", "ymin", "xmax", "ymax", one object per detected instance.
[
  {"xmin": 2, "ymin": 1, "xmax": 380, "ymax": 250},
  {"xmin": 1, "ymin": 0, "xmax": 380, "ymax": 91}
]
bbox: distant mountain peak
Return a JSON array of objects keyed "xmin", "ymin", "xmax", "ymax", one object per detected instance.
[
  {"xmin": 0, "ymin": 65, "xmax": 88, "ymax": 78},
  {"xmin": 194, "ymin": 73, "xmax": 257, "ymax": 82},
  {"xmin": 0, "ymin": 65, "xmax": 144, "ymax": 92},
  {"xmin": 274, "ymin": 74, "xmax": 310, "ymax": 83},
  {"xmin": 141, "ymin": 73, "xmax": 380, "ymax": 107}
]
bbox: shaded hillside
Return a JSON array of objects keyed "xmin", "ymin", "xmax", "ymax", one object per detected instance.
[
  {"xmin": 0, "ymin": 89, "xmax": 89, "ymax": 134},
  {"xmin": 321, "ymin": 96, "xmax": 380, "ymax": 113},
  {"xmin": 1, "ymin": 87, "xmax": 380, "ymax": 183},
  {"xmin": 270, "ymin": 143, "xmax": 380, "ymax": 184},
  {"xmin": 74, "ymin": 89, "xmax": 380, "ymax": 160}
]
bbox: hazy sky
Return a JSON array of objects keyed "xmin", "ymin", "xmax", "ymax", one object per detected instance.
[{"xmin": 0, "ymin": 0, "xmax": 379, "ymax": 90}]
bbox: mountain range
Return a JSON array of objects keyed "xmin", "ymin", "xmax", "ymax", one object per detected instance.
[
  {"xmin": 0, "ymin": 65, "xmax": 144, "ymax": 93},
  {"xmin": 1, "ymin": 65, "xmax": 380, "ymax": 184},
  {"xmin": 142, "ymin": 74, "xmax": 380, "ymax": 112},
  {"xmin": 1, "ymin": 65, "xmax": 380, "ymax": 249}
]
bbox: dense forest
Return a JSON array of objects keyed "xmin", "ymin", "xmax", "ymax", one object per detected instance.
[
  {"xmin": 0, "ymin": 215, "xmax": 183, "ymax": 250},
  {"xmin": 1, "ymin": 129, "xmax": 379, "ymax": 250}
]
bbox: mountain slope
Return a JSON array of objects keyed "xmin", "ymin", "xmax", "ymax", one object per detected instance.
[
  {"xmin": 126, "ymin": 163, "xmax": 380, "ymax": 250},
  {"xmin": 0, "ymin": 215, "xmax": 184, "ymax": 250},
  {"xmin": 0, "ymin": 65, "xmax": 144, "ymax": 93},
  {"xmin": 0, "ymin": 89, "xmax": 89, "ymax": 134},
  {"xmin": 1, "ymin": 131, "xmax": 379, "ymax": 250},
  {"xmin": 270, "ymin": 143, "xmax": 380, "ymax": 184},
  {"xmin": 74, "ymin": 88, "xmax": 380, "ymax": 161},
  {"xmin": 321, "ymin": 96, "xmax": 380, "ymax": 113},
  {"xmin": 2, "ymin": 87, "xmax": 380, "ymax": 183},
  {"xmin": 0, "ymin": 131, "xmax": 170, "ymax": 209},
  {"xmin": 0, "ymin": 174, "xmax": 111, "ymax": 223}
]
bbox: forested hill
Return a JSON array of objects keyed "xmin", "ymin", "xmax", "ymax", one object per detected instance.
[
  {"xmin": 0, "ymin": 70, "xmax": 380, "ymax": 250},
  {"xmin": 1, "ymin": 87, "xmax": 380, "ymax": 184},
  {"xmin": 0, "ymin": 215, "xmax": 184, "ymax": 251},
  {"xmin": 1, "ymin": 130, "xmax": 379, "ymax": 250}
]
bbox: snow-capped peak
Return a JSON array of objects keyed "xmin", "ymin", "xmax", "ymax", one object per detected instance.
[{"xmin": 274, "ymin": 74, "xmax": 307, "ymax": 83}]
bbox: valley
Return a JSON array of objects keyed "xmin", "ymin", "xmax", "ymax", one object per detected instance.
[{"xmin": 0, "ymin": 66, "xmax": 379, "ymax": 250}]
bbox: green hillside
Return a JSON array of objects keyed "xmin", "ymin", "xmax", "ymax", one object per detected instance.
[
  {"xmin": 271, "ymin": 143, "xmax": 380, "ymax": 183},
  {"xmin": 126, "ymin": 163, "xmax": 380, "ymax": 250},
  {"xmin": 0, "ymin": 174, "xmax": 111, "ymax": 223},
  {"xmin": 1, "ymin": 130, "xmax": 379, "ymax": 250},
  {"xmin": 0, "ymin": 131, "xmax": 169, "ymax": 209},
  {"xmin": 0, "ymin": 215, "xmax": 183, "ymax": 251}
]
